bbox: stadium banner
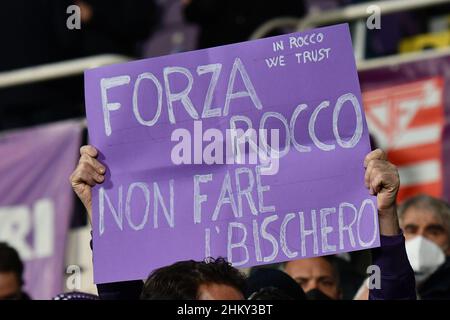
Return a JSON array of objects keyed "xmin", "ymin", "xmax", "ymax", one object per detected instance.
[
  {"xmin": 85, "ymin": 23, "xmax": 378, "ymax": 284},
  {"xmin": 359, "ymin": 53, "xmax": 450, "ymax": 203},
  {"xmin": 0, "ymin": 120, "xmax": 82, "ymax": 299}
]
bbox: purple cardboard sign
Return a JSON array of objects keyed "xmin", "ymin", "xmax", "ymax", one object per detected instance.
[{"xmin": 85, "ymin": 23, "xmax": 379, "ymax": 284}]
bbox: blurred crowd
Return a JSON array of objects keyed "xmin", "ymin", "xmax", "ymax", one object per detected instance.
[{"xmin": 1, "ymin": 192, "xmax": 449, "ymax": 300}]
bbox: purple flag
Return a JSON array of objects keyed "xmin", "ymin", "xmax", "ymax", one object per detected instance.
[
  {"xmin": 85, "ymin": 24, "xmax": 379, "ymax": 284},
  {"xmin": 0, "ymin": 120, "xmax": 82, "ymax": 299}
]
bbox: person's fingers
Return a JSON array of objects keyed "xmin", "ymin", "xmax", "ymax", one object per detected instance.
[
  {"xmin": 72, "ymin": 167, "xmax": 95, "ymax": 187},
  {"xmin": 70, "ymin": 169, "xmax": 94, "ymax": 188},
  {"xmin": 79, "ymin": 153, "xmax": 105, "ymax": 175},
  {"xmin": 71, "ymin": 162, "xmax": 104, "ymax": 187},
  {"xmin": 366, "ymin": 161, "xmax": 399, "ymax": 195},
  {"xmin": 364, "ymin": 156, "xmax": 400, "ymax": 212},
  {"xmin": 364, "ymin": 159, "xmax": 383, "ymax": 190},
  {"xmin": 369, "ymin": 172, "xmax": 383, "ymax": 196},
  {"xmin": 364, "ymin": 149, "xmax": 387, "ymax": 168},
  {"xmin": 383, "ymin": 162, "xmax": 399, "ymax": 192},
  {"xmin": 80, "ymin": 145, "xmax": 98, "ymax": 158}
]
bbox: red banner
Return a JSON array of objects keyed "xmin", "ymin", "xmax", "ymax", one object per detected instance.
[{"xmin": 359, "ymin": 53, "xmax": 450, "ymax": 203}]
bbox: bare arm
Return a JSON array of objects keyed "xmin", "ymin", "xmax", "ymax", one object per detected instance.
[{"xmin": 364, "ymin": 149, "xmax": 416, "ymax": 300}]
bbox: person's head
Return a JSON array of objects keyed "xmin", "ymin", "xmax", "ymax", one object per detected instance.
[
  {"xmin": 283, "ymin": 256, "xmax": 341, "ymax": 300},
  {"xmin": 399, "ymin": 194, "xmax": 450, "ymax": 255},
  {"xmin": 246, "ymin": 268, "xmax": 306, "ymax": 300},
  {"xmin": 140, "ymin": 257, "xmax": 246, "ymax": 300},
  {"xmin": 0, "ymin": 242, "xmax": 27, "ymax": 300}
]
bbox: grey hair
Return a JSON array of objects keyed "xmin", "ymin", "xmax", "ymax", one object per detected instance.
[{"xmin": 398, "ymin": 194, "xmax": 450, "ymax": 238}]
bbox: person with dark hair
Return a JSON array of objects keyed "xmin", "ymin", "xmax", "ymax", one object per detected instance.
[
  {"xmin": 141, "ymin": 257, "xmax": 245, "ymax": 300},
  {"xmin": 76, "ymin": 0, "xmax": 160, "ymax": 57},
  {"xmin": 284, "ymin": 256, "xmax": 341, "ymax": 300},
  {"xmin": 246, "ymin": 268, "xmax": 306, "ymax": 300},
  {"xmin": 0, "ymin": 243, "xmax": 30, "ymax": 300},
  {"xmin": 71, "ymin": 146, "xmax": 416, "ymax": 300}
]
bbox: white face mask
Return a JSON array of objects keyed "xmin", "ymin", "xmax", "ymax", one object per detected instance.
[{"xmin": 405, "ymin": 236, "xmax": 445, "ymax": 284}]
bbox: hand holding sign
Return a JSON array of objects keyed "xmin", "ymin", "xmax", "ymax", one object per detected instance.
[
  {"xmin": 364, "ymin": 149, "xmax": 401, "ymax": 236},
  {"xmin": 70, "ymin": 145, "xmax": 105, "ymax": 222},
  {"xmin": 71, "ymin": 147, "xmax": 402, "ymax": 244},
  {"xmin": 364, "ymin": 149, "xmax": 399, "ymax": 209}
]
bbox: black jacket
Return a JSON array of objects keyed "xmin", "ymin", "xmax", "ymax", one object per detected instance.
[
  {"xmin": 419, "ymin": 257, "xmax": 450, "ymax": 300},
  {"xmin": 183, "ymin": 0, "xmax": 306, "ymax": 49}
]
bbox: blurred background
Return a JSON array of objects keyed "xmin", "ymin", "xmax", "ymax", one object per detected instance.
[{"xmin": 0, "ymin": 0, "xmax": 450, "ymax": 300}]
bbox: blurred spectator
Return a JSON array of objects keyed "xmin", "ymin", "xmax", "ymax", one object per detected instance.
[
  {"xmin": 0, "ymin": 0, "xmax": 158, "ymax": 131},
  {"xmin": 76, "ymin": 0, "xmax": 159, "ymax": 56},
  {"xmin": 0, "ymin": 0, "xmax": 158, "ymax": 70},
  {"xmin": 182, "ymin": 0, "xmax": 306, "ymax": 49},
  {"xmin": 0, "ymin": 1, "xmax": 77, "ymax": 73},
  {"xmin": 362, "ymin": 2, "xmax": 450, "ymax": 58},
  {"xmin": 0, "ymin": 243, "xmax": 30, "ymax": 300},
  {"xmin": 306, "ymin": 0, "xmax": 350, "ymax": 12},
  {"xmin": 0, "ymin": 0, "xmax": 81, "ymax": 130},
  {"xmin": 283, "ymin": 256, "xmax": 341, "ymax": 300},
  {"xmin": 142, "ymin": 0, "xmax": 199, "ymax": 57},
  {"xmin": 246, "ymin": 268, "xmax": 306, "ymax": 300},
  {"xmin": 355, "ymin": 194, "xmax": 450, "ymax": 300},
  {"xmin": 400, "ymin": 194, "xmax": 450, "ymax": 255},
  {"xmin": 365, "ymin": 13, "xmax": 425, "ymax": 58},
  {"xmin": 399, "ymin": 194, "xmax": 450, "ymax": 299},
  {"xmin": 140, "ymin": 257, "xmax": 246, "ymax": 300}
]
